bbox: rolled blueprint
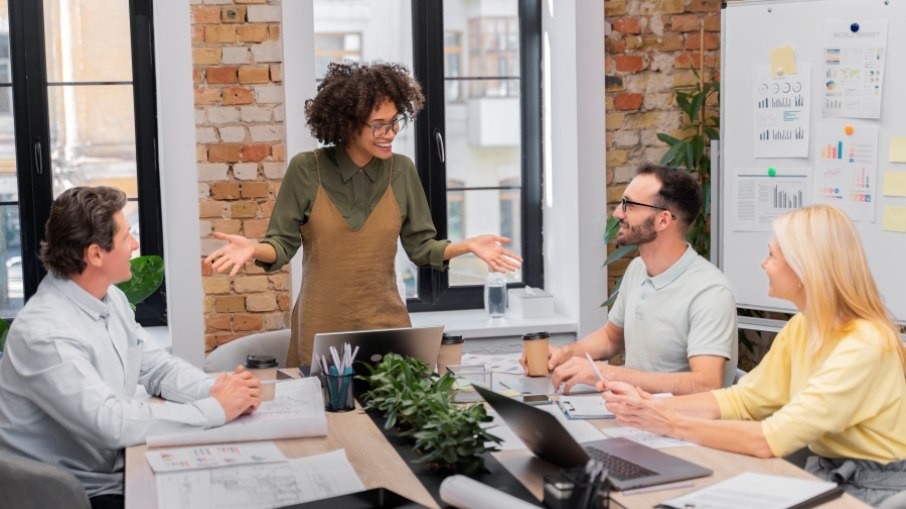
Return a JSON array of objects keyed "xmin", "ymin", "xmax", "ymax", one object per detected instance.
[{"xmin": 439, "ymin": 475, "xmax": 539, "ymax": 509}]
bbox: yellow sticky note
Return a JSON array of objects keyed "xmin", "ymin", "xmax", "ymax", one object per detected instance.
[
  {"xmin": 883, "ymin": 171, "xmax": 906, "ymax": 197},
  {"xmin": 770, "ymin": 45, "xmax": 797, "ymax": 77},
  {"xmin": 882, "ymin": 206, "xmax": 906, "ymax": 233},
  {"xmin": 889, "ymin": 136, "xmax": 906, "ymax": 163}
]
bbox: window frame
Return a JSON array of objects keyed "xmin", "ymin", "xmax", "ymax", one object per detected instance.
[
  {"xmin": 7, "ymin": 0, "xmax": 166, "ymax": 325},
  {"xmin": 408, "ymin": 0, "xmax": 542, "ymax": 312}
]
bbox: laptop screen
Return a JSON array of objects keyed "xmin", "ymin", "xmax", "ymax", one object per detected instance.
[{"xmin": 309, "ymin": 325, "xmax": 444, "ymax": 375}]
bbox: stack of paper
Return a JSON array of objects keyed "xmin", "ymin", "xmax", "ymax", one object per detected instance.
[
  {"xmin": 147, "ymin": 378, "xmax": 327, "ymax": 447},
  {"xmin": 656, "ymin": 472, "xmax": 842, "ymax": 509}
]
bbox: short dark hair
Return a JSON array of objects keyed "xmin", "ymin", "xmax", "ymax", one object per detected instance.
[
  {"xmin": 39, "ymin": 186, "xmax": 127, "ymax": 277},
  {"xmin": 304, "ymin": 61, "xmax": 425, "ymax": 146},
  {"xmin": 637, "ymin": 163, "xmax": 702, "ymax": 228}
]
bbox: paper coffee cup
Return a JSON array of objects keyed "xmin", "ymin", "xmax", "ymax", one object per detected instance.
[{"xmin": 523, "ymin": 331, "xmax": 550, "ymax": 377}]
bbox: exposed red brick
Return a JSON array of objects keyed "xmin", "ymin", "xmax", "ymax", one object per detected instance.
[
  {"xmin": 684, "ymin": 33, "xmax": 720, "ymax": 51},
  {"xmin": 191, "ymin": 5, "xmax": 221, "ymax": 24},
  {"xmin": 206, "ymin": 66, "xmax": 238, "ymax": 85},
  {"xmin": 614, "ymin": 93, "xmax": 643, "ymax": 111},
  {"xmin": 671, "ymin": 14, "xmax": 699, "ymax": 33},
  {"xmin": 615, "ymin": 55, "xmax": 645, "ymax": 73},
  {"xmin": 612, "ymin": 17, "xmax": 641, "ymax": 34},
  {"xmin": 208, "ymin": 145, "xmax": 241, "ymax": 163},
  {"xmin": 241, "ymin": 144, "xmax": 269, "ymax": 162},
  {"xmin": 234, "ymin": 314, "xmax": 264, "ymax": 331},
  {"xmin": 241, "ymin": 181, "xmax": 270, "ymax": 198},
  {"xmin": 222, "ymin": 87, "xmax": 254, "ymax": 105},
  {"xmin": 210, "ymin": 181, "xmax": 241, "ymax": 200}
]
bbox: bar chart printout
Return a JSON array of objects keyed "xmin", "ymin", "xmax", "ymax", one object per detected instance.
[
  {"xmin": 732, "ymin": 169, "xmax": 810, "ymax": 232},
  {"xmin": 752, "ymin": 65, "xmax": 811, "ymax": 157},
  {"xmin": 814, "ymin": 122, "xmax": 878, "ymax": 222}
]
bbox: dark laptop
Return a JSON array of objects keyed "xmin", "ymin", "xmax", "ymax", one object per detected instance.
[
  {"xmin": 474, "ymin": 385, "xmax": 712, "ymax": 491},
  {"xmin": 310, "ymin": 325, "xmax": 444, "ymax": 376}
]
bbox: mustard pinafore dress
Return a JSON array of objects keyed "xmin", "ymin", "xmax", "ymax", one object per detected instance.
[{"xmin": 285, "ymin": 151, "xmax": 412, "ymax": 367}]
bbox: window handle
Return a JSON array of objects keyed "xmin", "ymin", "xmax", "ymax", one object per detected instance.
[
  {"xmin": 433, "ymin": 129, "xmax": 445, "ymax": 163},
  {"xmin": 33, "ymin": 138, "xmax": 43, "ymax": 175}
]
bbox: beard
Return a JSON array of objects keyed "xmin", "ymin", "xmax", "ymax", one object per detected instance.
[{"xmin": 615, "ymin": 215, "xmax": 658, "ymax": 246}]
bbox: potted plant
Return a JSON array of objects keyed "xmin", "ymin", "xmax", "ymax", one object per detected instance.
[{"xmin": 359, "ymin": 354, "xmax": 502, "ymax": 474}]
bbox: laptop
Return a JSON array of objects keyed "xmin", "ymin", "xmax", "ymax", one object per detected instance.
[
  {"xmin": 310, "ymin": 325, "xmax": 444, "ymax": 376},
  {"xmin": 473, "ymin": 385, "xmax": 712, "ymax": 491}
]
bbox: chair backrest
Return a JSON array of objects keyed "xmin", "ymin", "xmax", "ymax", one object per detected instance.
[
  {"xmin": 204, "ymin": 329, "xmax": 291, "ymax": 373},
  {"xmin": 0, "ymin": 451, "xmax": 90, "ymax": 509}
]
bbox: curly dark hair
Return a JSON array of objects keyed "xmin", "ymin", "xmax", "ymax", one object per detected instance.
[
  {"xmin": 39, "ymin": 186, "xmax": 127, "ymax": 277},
  {"xmin": 305, "ymin": 62, "xmax": 425, "ymax": 146},
  {"xmin": 637, "ymin": 163, "xmax": 702, "ymax": 229}
]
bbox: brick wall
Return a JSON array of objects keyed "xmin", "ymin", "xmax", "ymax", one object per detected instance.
[
  {"xmin": 604, "ymin": 0, "xmax": 722, "ymax": 285},
  {"xmin": 190, "ymin": 0, "xmax": 290, "ymax": 353}
]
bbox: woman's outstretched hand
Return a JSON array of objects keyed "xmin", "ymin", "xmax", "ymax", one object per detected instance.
[
  {"xmin": 205, "ymin": 232, "xmax": 257, "ymax": 276},
  {"xmin": 468, "ymin": 235, "xmax": 523, "ymax": 273}
]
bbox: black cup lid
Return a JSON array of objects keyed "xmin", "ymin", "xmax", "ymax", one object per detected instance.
[
  {"xmin": 522, "ymin": 331, "xmax": 550, "ymax": 340},
  {"xmin": 441, "ymin": 334, "xmax": 464, "ymax": 345},
  {"xmin": 245, "ymin": 354, "xmax": 277, "ymax": 368}
]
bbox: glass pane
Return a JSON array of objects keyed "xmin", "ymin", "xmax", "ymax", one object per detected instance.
[
  {"xmin": 43, "ymin": 0, "xmax": 133, "ymax": 83},
  {"xmin": 444, "ymin": 0, "xmax": 519, "ymax": 98},
  {"xmin": 0, "ymin": 204, "xmax": 24, "ymax": 317},
  {"xmin": 314, "ymin": 0, "xmax": 418, "ymax": 297},
  {"xmin": 47, "ymin": 84, "xmax": 137, "ymax": 198},
  {"xmin": 447, "ymin": 188, "xmax": 522, "ymax": 287}
]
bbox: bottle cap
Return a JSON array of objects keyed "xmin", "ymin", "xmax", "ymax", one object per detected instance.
[
  {"xmin": 441, "ymin": 333, "xmax": 465, "ymax": 345},
  {"xmin": 245, "ymin": 354, "xmax": 278, "ymax": 369},
  {"xmin": 522, "ymin": 331, "xmax": 550, "ymax": 341}
]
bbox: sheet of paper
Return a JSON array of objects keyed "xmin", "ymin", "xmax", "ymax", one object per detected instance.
[
  {"xmin": 461, "ymin": 352, "xmax": 524, "ymax": 374},
  {"xmin": 889, "ymin": 136, "xmax": 906, "ymax": 163},
  {"xmin": 659, "ymin": 472, "xmax": 839, "ymax": 509},
  {"xmin": 883, "ymin": 171, "xmax": 906, "ymax": 197},
  {"xmin": 753, "ymin": 65, "xmax": 810, "ymax": 158},
  {"xmin": 156, "ymin": 449, "xmax": 364, "ymax": 509},
  {"xmin": 882, "ymin": 206, "xmax": 906, "ymax": 233},
  {"xmin": 769, "ymin": 45, "xmax": 797, "ymax": 77},
  {"xmin": 822, "ymin": 21, "xmax": 888, "ymax": 118},
  {"xmin": 813, "ymin": 122, "xmax": 879, "ymax": 222},
  {"xmin": 558, "ymin": 394, "xmax": 613, "ymax": 419},
  {"xmin": 147, "ymin": 378, "xmax": 327, "ymax": 447},
  {"xmin": 145, "ymin": 441, "xmax": 286, "ymax": 473},
  {"xmin": 600, "ymin": 427, "xmax": 694, "ymax": 449},
  {"xmin": 731, "ymin": 168, "xmax": 811, "ymax": 231}
]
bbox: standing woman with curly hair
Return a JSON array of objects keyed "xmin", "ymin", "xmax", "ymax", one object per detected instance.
[{"xmin": 206, "ymin": 62, "xmax": 521, "ymax": 367}]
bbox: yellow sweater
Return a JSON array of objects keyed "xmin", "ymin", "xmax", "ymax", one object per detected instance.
[{"xmin": 712, "ymin": 314, "xmax": 906, "ymax": 462}]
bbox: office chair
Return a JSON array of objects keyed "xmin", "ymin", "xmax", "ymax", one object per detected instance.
[
  {"xmin": 204, "ymin": 329, "xmax": 291, "ymax": 372},
  {"xmin": 0, "ymin": 451, "xmax": 90, "ymax": 509}
]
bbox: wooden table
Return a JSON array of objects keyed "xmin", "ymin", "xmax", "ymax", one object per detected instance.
[
  {"xmin": 125, "ymin": 404, "xmax": 438, "ymax": 509},
  {"xmin": 126, "ymin": 390, "xmax": 871, "ymax": 509}
]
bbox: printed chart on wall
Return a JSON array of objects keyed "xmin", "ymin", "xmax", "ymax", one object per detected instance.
[
  {"xmin": 753, "ymin": 65, "xmax": 811, "ymax": 158},
  {"xmin": 813, "ymin": 122, "xmax": 878, "ymax": 222},
  {"xmin": 731, "ymin": 168, "xmax": 811, "ymax": 232},
  {"xmin": 823, "ymin": 20, "xmax": 887, "ymax": 118}
]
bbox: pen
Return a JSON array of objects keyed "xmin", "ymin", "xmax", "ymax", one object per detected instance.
[{"xmin": 585, "ymin": 352, "xmax": 605, "ymax": 383}]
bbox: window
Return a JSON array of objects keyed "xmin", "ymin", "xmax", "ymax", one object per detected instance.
[
  {"xmin": 4, "ymin": 0, "xmax": 165, "ymax": 323},
  {"xmin": 314, "ymin": 32, "xmax": 362, "ymax": 80},
  {"xmin": 312, "ymin": 0, "xmax": 542, "ymax": 311}
]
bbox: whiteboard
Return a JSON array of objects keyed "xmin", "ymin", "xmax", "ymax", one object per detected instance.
[{"xmin": 719, "ymin": 0, "xmax": 906, "ymax": 322}]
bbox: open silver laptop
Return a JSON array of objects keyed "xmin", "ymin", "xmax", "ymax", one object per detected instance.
[
  {"xmin": 310, "ymin": 325, "xmax": 444, "ymax": 376},
  {"xmin": 474, "ymin": 385, "xmax": 712, "ymax": 491}
]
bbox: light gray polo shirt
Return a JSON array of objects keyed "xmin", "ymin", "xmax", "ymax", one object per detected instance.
[{"xmin": 608, "ymin": 245, "xmax": 738, "ymax": 387}]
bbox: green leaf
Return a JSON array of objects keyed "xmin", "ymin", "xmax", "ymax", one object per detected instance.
[
  {"xmin": 655, "ymin": 133, "xmax": 680, "ymax": 146},
  {"xmin": 660, "ymin": 142, "xmax": 684, "ymax": 166},
  {"xmin": 115, "ymin": 255, "xmax": 164, "ymax": 309},
  {"xmin": 604, "ymin": 217, "xmax": 621, "ymax": 243},
  {"xmin": 602, "ymin": 277, "xmax": 623, "ymax": 308},
  {"xmin": 0, "ymin": 319, "xmax": 8, "ymax": 352},
  {"xmin": 689, "ymin": 91, "xmax": 706, "ymax": 123},
  {"xmin": 604, "ymin": 245, "xmax": 637, "ymax": 266}
]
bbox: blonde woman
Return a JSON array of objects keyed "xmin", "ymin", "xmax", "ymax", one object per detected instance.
[{"xmin": 602, "ymin": 205, "xmax": 906, "ymax": 506}]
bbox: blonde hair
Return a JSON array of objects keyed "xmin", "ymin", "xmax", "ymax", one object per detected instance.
[{"xmin": 773, "ymin": 205, "xmax": 905, "ymax": 369}]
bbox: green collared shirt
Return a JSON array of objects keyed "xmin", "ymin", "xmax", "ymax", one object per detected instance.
[{"xmin": 258, "ymin": 147, "xmax": 450, "ymax": 271}]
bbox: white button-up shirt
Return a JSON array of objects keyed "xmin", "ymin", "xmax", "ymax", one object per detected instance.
[{"xmin": 0, "ymin": 275, "xmax": 225, "ymax": 497}]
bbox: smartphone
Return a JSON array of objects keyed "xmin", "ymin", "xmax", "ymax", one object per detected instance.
[{"xmin": 521, "ymin": 394, "xmax": 552, "ymax": 406}]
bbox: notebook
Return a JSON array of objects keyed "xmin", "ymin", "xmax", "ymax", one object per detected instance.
[
  {"xmin": 310, "ymin": 325, "xmax": 444, "ymax": 375},
  {"xmin": 473, "ymin": 385, "xmax": 712, "ymax": 491},
  {"xmin": 655, "ymin": 472, "xmax": 844, "ymax": 509}
]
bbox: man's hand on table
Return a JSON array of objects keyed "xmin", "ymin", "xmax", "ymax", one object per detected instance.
[{"xmin": 210, "ymin": 365, "xmax": 261, "ymax": 421}]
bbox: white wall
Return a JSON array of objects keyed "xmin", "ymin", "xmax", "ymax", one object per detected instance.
[
  {"xmin": 153, "ymin": 0, "xmax": 205, "ymax": 366},
  {"xmin": 542, "ymin": 0, "xmax": 608, "ymax": 337}
]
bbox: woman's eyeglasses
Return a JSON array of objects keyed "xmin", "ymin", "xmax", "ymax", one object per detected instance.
[
  {"xmin": 619, "ymin": 197, "xmax": 676, "ymax": 219},
  {"xmin": 366, "ymin": 116, "xmax": 408, "ymax": 138}
]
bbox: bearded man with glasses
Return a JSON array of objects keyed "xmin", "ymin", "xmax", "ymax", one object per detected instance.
[
  {"xmin": 206, "ymin": 62, "xmax": 522, "ymax": 367},
  {"xmin": 522, "ymin": 163, "xmax": 738, "ymax": 396}
]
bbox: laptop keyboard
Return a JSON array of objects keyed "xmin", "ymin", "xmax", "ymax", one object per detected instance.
[{"xmin": 585, "ymin": 446, "xmax": 658, "ymax": 480}]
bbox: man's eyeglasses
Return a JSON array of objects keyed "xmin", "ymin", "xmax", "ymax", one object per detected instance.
[
  {"xmin": 619, "ymin": 197, "xmax": 676, "ymax": 219},
  {"xmin": 366, "ymin": 116, "xmax": 408, "ymax": 138}
]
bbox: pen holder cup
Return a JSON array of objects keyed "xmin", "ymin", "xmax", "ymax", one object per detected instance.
[
  {"xmin": 542, "ymin": 469, "xmax": 616, "ymax": 509},
  {"xmin": 322, "ymin": 372, "xmax": 355, "ymax": 412}
]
